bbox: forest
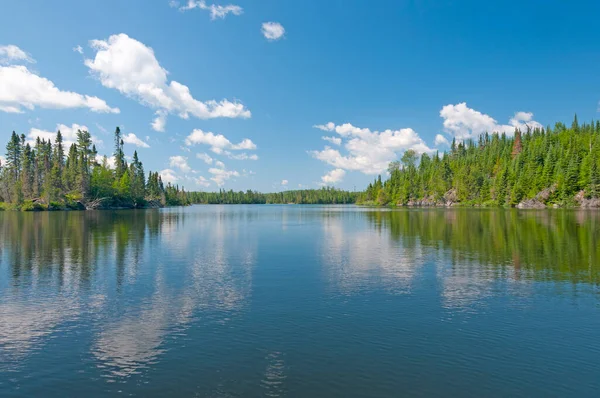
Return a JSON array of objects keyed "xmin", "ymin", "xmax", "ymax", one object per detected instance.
[
  {"xmin": 0, "ymin": 126, "xmax": 357, "ymax": 210},
  {"xmin": 4, "ymin": 115, "xmax": 599, "ymax": 211},
  {"xmin": 359, "ymin": 116, "xmax": 600, "ymax": 208},
  {"xmin": 0, "ymin": 127, "xmax": 187, "ymax": 210},
  {"xmin": 187, "ymin": 187, "xmax": 358, "ymax": 204}
]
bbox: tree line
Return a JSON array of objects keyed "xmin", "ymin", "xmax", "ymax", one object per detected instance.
[
  {"xmin": 187, "ymin": 187, "xmax": 358, "ymax": 204},
  {"xmin": 359, "ymin": 115, "xmax": 600, "ymax": 207},
  {"xmin": 0, "ymin": 127, "xmax": 187, "ymax": 210}
]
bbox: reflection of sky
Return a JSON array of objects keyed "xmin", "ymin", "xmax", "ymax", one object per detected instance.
[
  {"xmin": 436, "ymin": 254, "xmax": 537, "ymax": 313},
  {"xmin": 321, "ymin": 213, "xmax": 424, "ymax": 295},
  {"xmin": 91, "ymin": 208, "xmax": 256, "ymax": 380},
  {"xmin": 261, "ymin": 351, "xmax": 287, "ymax": 397},
  {"xmin": 0, "ymin": 295, "xmax": 80, "ymax": 370},
  {"xmin": 0, "ymin": 208, "xmax": 257, "ymax": 382}
]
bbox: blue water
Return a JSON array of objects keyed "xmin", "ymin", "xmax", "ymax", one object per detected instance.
[{"xmin": 0, "ymin": 206, "xmax": 599, "ymax": 397}]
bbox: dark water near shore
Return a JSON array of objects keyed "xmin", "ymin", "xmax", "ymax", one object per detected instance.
[{"xmin": 1, "ymin": 206, "xmax": 599, "ymax": 397}]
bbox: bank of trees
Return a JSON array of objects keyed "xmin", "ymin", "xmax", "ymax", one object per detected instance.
[
  {"xmin": 359, "ymin": 116, "xmax": 600, "ymax": 207},
  {"xmin": 188, "ymin": 187, "xmax": 358, "ymax": 204},
  {"xmin": 0, "ymin": 127, "xmax": 186, "ymax": 209}
]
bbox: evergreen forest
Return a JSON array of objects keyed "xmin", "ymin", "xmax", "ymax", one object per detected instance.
[
  {"xmin": 359, "ymin": 116, "xmax": 600, "ymax": 208},
  {"xmin": 0, "ymin": 127, "xmax": 187, "ymax": 210}
]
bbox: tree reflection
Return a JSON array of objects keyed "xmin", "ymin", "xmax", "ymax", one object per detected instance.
[
  {"xmin": 365, "ymin": 209, "xmax": 600, "ymax": 285},
  {"xmin": 0, "ymin": 208, "xmax": 256, "ymax": 379}
]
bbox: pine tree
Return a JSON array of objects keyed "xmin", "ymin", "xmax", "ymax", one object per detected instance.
[
  {"xmin": 114, "ymin": 127, "xmax": 126, "ymax": 180},
  {"xmin": 76, "ymin": 130, "xmax": 93, "ymax": 198},
  {"xmin": 5, "ymin": 131, "xmax": 22, "ymax": 184},
  {"xmin": 20, "ymin": 143, "xmax": 34, "ymax": 199}
]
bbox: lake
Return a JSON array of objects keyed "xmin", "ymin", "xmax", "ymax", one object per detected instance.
[{"xmin": 0, "ymin": 206, "xmax": 599, "ymax": 397}]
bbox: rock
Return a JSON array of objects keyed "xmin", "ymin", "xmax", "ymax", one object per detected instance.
[
  {"xmin": 574, "ymin": 190, "xmax": 600, "ymax": 208},
  {"xmin": 145, "ymin": 199, "xmax": 163, "ymax": 209},
  {"xmin": 516, "ymin": 184, "xmax": 557, "ymax": 209},
  {"xmin": 443, "ymin": 189, "xmax": 458, "ymax": 207},
  {"xmin": 516, "ymin": 199, "xmax": 545, "ymax": 209}
]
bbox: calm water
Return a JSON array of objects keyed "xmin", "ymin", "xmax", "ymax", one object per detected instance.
[{"xmin": 0, "ymin": 206, "xmax": 599, "ymax": 397}]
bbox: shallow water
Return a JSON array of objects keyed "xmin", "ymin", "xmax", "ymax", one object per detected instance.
[{"xmin": 0, "ymin": 206, "xmax": 599, "ymax": 397}]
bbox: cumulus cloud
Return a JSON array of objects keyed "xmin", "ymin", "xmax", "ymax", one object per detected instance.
[
  {"xmin": 322, "ymin": 136, "xmax": 342, "ymax": 146},
  {"xmin": 321, "ymin": 169, "xmax": 345, "ymax": 185},
  {"xmin": 84, "ymin": 34, "xmax": 250, "ymax": 131},
  {"xmin": 0, "ymin": 65, "xmax": 119, "ymax": 114},
  {"xmin": 169, "ymin": 155, "xmax": 192, "ymax": 173},
  {"xmin": 122, "ymin": 132, "xmax": 150, "ymax": 148},
  {"xmin": 281, "ymin": 179, "xmax": 288, "ymax": 186},
  {"xmin": 314, "ymin": 122, "xmax": 335, "ymax": 132},
  {"xmin": 309, "ymin": 122, "xmax": 433, "ymax": 175},
  {"xmin": 194, "ymin": 175, "xmax": 210, "ymax": 187},
  {"xmin": 73, "ymin": 45, "xmax": 83, "ymax": 54},
  {"xmin": 151, "ymin": 110, "xmax": 168, "ymax": 132},
  {"xmin": 440, "ymin": 103, "xmax": 542, "ymax": 141},
  {"xmin": 262, "ymin": 22, "xmax": 285, "ymax": 41},
  {"xmin": 159, "ymin": 168, "xmax": 178, "ymax": 184},
  {"xmin": 0, "ymin": 45, "xmax": 35, "ymax": 64},
  {"xmin": 197, "ymin": 152, "xmax": 213, "ymax": 164},
  {"xmin": 223, "ymin": 151, "xmax": 258, "ymax": 160},
  {"xmin": 184, "ymin": 129, "xmax": 257, "ymax": 153},
  {"xmin": 434, "ymin": 134, "xmax": 450, "ymax": 146},
  {"xmin": 177, "ymin": 0, "xmax": 243, "ymax": 19},
  {"xmin": 26, "ymin": 123, "xmax": 101, "ymax": 148},
  {"xmin": 209, "ymin": 166, "xmax": 239, "ymax": 186}
]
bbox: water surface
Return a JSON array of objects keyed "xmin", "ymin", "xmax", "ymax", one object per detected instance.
[{"xmin": 1, "ymin": 206, "xmax": 599, "ymax": 397}]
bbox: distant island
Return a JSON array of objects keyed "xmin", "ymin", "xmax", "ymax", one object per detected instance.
[
  {"xmin": 2, "ymin": 116, "xmax": 599, "ymax": 211},
  {"xmin": 358, "ymin": 116, "xmax": 600, "ymax": 208}
]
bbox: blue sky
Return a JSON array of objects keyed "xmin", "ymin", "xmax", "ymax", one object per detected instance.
[{"xmin": 1, "ymin": 0, "xmax": 600, "ymax": 191}]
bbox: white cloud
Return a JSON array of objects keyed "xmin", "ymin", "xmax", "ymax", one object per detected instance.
[
  {"xmin": 222, "ymin": 151, "xmax": 258, "ymax": 160},
  {"xmin": 309, "ymin": 122, "xmax": 433, "ymax": 175},
  {"xmin": 0, "ymin": 65, "xmax": 119, "ymax": 114},
  {"xmin": 434, "ymin": 134, "xmax": 450, "ymax": 146},
  {"xmin": 214, "ymin": 160, "xmax": 225, "ymax": 169},
  {"xmin": 281, "ymin": 179, "xmax": 288, "ymax": 186},
  {"xmin": 209, "ymin": 167, "xmax": 239, "ymax": 186},
  {"xmin": 313, "ymin": 122, "xmax": 335, "ymax": 131},
  {"xmin": 178, "ymin": 0, "xmax": 243, "ymax": 19},
  {"xmin": 196, "ymin": 152, "xmax": 213, "ymax": 164},
  {"xmin": 169, "ymin": 155, "xmax": 192, "ymax": 173},
  {"xmin": 122, "ymin": 132, "xmax": 150, "ymax": 148},
  {"xmin": 84, "ymin": 34, "xmax": 250, "ymax": 131},
  {"xmin": 0, "ymin": 45, "xmax": 34, "ymax": 64},
  {"xmin": 321, "ymin": 169, "xmax": 345, "ymax": 185},
  {"xmin": 151, "ymin": 110, "xmax": 167, "ymax": 132},
  {"xmin": 440, "ymin": 103, "xmax": 542, "ymax": 141},
  {"xmin": 27, "ymin": 123, "xmax": 101, "ymax": 148},
  {"xmin": 261, "ymin": 22, "xmax": 285, "ymax": 41},
  {"xmin": 322, "ymin": 136, "xmax": 342, "ymax": 146},
  {"xmin": 159, "ymin": 168, "xmax": 178, "ymax": 184},
  {"xmin": 73, "ymin": 45, "xmax": 83, "ymax": 54},
  {"xmin": 184, "ymin": 129, "xmax": 257, "ymax": 153},
  {"xmin": 194, "ymin": 175, "xmax": 210, "ymax": 187}
]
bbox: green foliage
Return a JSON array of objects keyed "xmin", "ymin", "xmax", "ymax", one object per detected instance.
[
  {"xmin": 358, "ymin": 115, "xmax": 600, "ymax": 207},
  {"xmin": 0, "ymin": 126, "xmax": 174, "ymax": 210},
  {"xmin": 20, "ymin": 200, "xmax": 46, "ymax": 212},
  {"xmin": 186, "ymin": 187, "xmax": 358, "ymax": 205}
]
